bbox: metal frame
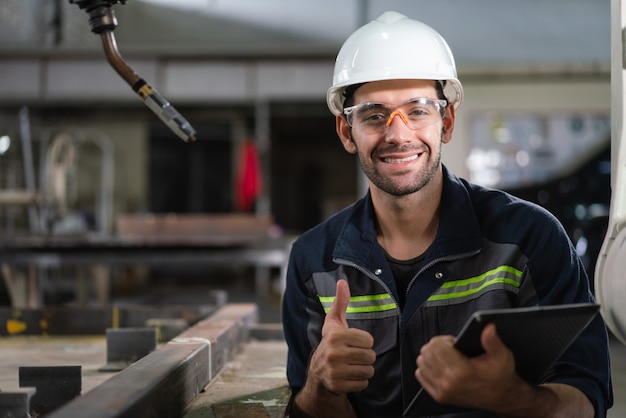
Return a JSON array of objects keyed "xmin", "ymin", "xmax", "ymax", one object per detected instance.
[{"xmin": 45, "ymin": 303, "xmax": 257, "ymax": 418}]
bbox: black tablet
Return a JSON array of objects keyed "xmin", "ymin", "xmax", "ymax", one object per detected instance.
[{"xmin": 403, "ymin": 303, "xmax": 600, "ymax": 417}]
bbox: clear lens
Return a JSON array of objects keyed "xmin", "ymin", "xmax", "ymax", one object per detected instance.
[{"xmin": 344, "ymin": 98, "xmax": 446, "ymax": 134}]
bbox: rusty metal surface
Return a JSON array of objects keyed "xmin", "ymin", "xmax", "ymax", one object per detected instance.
[
  {"xmin": 173, "ymin": 303, "xmax": 258, "ymax": 380},
  {"xmin": 115, "ymin": 213, "xmax": 275, "ymax": 245}
]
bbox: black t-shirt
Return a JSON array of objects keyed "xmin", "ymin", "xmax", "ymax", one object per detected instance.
[{"xmin": 385, "ymin": 251, "xmax": 426, "ymax": 310}]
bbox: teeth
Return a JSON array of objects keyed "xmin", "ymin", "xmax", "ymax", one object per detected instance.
[{"xmin": 383, "ymin": 154, "xmax": 418, "ymax": 163}]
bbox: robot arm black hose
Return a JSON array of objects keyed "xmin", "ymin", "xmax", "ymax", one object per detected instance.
[{"xmin": 69, "ymin": 0, "xmax": 197, "ymax": 142}]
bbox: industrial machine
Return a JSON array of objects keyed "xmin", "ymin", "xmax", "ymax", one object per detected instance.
[{"xmin": 595, "ymin": 0, "xmax": 626, "ymax": 345}]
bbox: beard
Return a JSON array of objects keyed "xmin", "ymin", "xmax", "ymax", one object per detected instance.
[{"xmin": 354, "ymin": 138, "xmax": 442, "ymax": 196}]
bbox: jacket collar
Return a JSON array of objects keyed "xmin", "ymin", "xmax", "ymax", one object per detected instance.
[{"xmin": 333, "ymin": 165, "xmax": 483, "ymax": 267}]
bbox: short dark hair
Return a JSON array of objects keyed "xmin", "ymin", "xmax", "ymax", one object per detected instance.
[
  {"xmin": 342, "ymin": 83, "xmax": 365, "ymax": 110},
  {"xmin": 435, "ymin": 80, "xmax": 446, "ymax": 101}
]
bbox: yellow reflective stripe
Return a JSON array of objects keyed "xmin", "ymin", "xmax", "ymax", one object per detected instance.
[
  {"xmin": 318, "ymin": 293, "xmax": 397, "ymax": 314},
  {"xmin": 428, "ymin": 277, "xmax": 521, "ymax": 301},
  {"xmin": 439, "ymin": 265, "xmax": 522, "ymax": 289},
  {"xmin": 342, "ymin": 303, "xmax": 397, "ymax": 313},
  {"xmin": 318, "ymin": 293, "xmax": 391, "ymax": 303},
  {"xmin": 428, "ymin": 265, "xmax": 522, "ymax": 302}
]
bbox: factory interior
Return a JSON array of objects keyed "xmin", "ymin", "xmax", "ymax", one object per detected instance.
[{"xmin": 0, "ymin": 0, "xmax": 624, "ymax": 417}]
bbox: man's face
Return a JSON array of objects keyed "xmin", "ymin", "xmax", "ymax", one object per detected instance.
[{"xmin": 337, "ymin": 79, "xmax": 455, "ymax": 196}]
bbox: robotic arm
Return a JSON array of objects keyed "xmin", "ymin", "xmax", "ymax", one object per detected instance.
[
  {"xmin": 595, "ymin": 0, "xmax": 626, "ymax": 345},
  {"xmin": 69, "ymin": 0, "xmax": 197, "ymax": 142}
]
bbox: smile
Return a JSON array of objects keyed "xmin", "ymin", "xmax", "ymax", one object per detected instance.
[{"xmin": 381, "ymin": 154, "xmax": 419, "ymax": 163}]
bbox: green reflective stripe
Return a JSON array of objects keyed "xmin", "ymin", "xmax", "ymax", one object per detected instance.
[
  {"xmin": 318, "ymin": 295, "xmax": 333, "ymax": 303},
  {"xmin": 349, "ymin": 294, "xmax": 393, "ymax": 302},
  {"xmin": 318, "ymin": 293, "xmax": 397, "ymax": 314},
  {"xmin": 343, "ymin": 303, "xmax": 397, "ymax": 313},
  {"xmin": 318, "ymin": 293, "xmax": 391, "ymax": 303},
  {"xmin": 428, "ymin": 265, "xmax": 522, "ymax": 302},
  {"xmin": 439, "ymin": 265, "xmax": 522, "ymax": 289},
  {"xmin": 428, "ymin": 277, "xmax": 520, "ymax": 301}
]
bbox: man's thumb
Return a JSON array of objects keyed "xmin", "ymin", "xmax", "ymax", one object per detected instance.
[
  {"xmin": 326, "ymin": 279, "xmax": 350, "ymax": 328},
  {"xmin": 480, "ymin": 323, "xmax": 504, "ymax": 355}
]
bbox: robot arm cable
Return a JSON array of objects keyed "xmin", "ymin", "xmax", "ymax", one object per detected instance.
[{"xmin": 69, "ymin": 0, "xmax": 197, "ymax": 142}]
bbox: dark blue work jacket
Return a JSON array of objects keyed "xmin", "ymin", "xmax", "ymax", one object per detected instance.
[{"xmin": 282, "ymin": 165, "xmax": 612, "ymax": 418}]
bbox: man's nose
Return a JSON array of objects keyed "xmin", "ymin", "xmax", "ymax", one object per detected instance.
[
  {"xmin": 385, "ymin": 110, "xmax": 409, "ymax": 127},
  {"xmin": 383, "ymin": 110, "xmax": 412, "ymax": 143}
]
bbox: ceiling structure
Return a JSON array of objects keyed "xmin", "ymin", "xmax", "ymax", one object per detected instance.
[
  {"xmin": 0, "ymin": 0, "xmax": 611, "ymax": 72},
  {"xmin": 126, "ymin": 0, "xmax": 610, "ymax": 70}
]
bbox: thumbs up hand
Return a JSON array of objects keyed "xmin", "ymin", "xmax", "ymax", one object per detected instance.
[
  {"xmin": 309, "ymin": 280, "xmax": 376, "ymax": 395},
  {"xmin": 290, "ymin": 280, "xmax": 376, "ymax": 417}
]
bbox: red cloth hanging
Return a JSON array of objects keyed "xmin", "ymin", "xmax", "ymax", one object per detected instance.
[{"xmin": 236, "ymin": 140, "xmax": 263, "ymax": 212}]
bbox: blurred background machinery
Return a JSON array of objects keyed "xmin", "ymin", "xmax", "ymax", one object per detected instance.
[{"xmin": 0, "ymin": 0, "xmax": 614, "ymax": 327}]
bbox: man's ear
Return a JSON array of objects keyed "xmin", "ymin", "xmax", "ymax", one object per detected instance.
[
  {"xmin": 336, "ymin": 114, "xmax": 357, "ymax": 154},
  {"xmin": 441, "ymin": 105, "xmax": 456, "ymax": 144}
]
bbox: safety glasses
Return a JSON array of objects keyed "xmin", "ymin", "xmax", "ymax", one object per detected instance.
[{"xmin": 343, "ymin": 97, "xmax": 447, "ymax": 134}]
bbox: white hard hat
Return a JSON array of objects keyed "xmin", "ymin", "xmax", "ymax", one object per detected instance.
[{"xmin": 327, "ymin": 11, "xmax": 463, "ymax": 116}]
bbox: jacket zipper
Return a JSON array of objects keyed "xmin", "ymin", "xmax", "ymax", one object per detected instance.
[
  {"xmin": 398, "ymin": 249, "xmax": 481, "ymax": 416},
  {"xmin": 333, "ymin": 257, "xmax": 402, "ymax": 317}
]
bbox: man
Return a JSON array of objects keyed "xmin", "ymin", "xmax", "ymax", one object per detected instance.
[{"xmin": 281, "ymin": 11, "xmax": 613, "ymax": 418}]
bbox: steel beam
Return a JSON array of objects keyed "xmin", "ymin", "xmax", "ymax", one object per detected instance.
[{"xmin": 46, "ymin": 303, "xmax": 257, "ymax": 418}]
